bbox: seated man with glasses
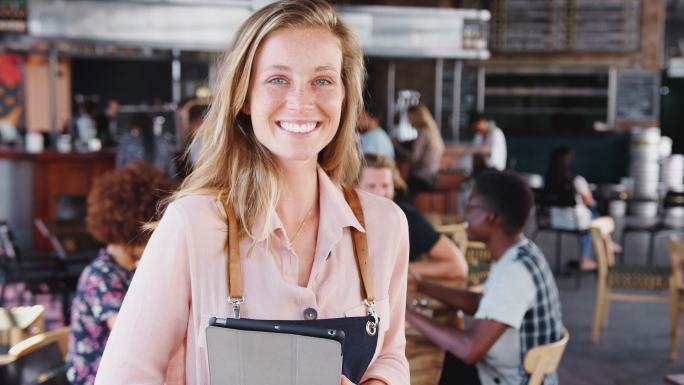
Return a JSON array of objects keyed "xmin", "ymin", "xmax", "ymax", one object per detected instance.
[{"xmin": 407, "ymin": 170, "xmax": 564, "ymax": 385}]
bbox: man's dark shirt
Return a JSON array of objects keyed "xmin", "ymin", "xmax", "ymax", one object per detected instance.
[{"xmin": 396, "ymin": 200, "xmax": 440, "ymax": 261}]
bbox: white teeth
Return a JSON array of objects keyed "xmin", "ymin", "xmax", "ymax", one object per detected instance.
[{"xmin": 279, "ymin": 121, "xmax": 317, "ymax": 134}]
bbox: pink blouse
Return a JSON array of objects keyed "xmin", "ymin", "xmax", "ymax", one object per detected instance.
[{"xmin": 95, "ymin": 168, "xmax": 410, "ymax": 385}]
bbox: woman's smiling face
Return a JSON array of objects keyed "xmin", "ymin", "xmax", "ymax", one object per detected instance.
[{"xmin": 245, "ymin": 27, "xmax": 345, "ymax": 166}]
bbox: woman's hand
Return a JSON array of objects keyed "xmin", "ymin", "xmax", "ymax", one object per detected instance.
[{"xmin": 340, "ymin": 375, "xmax": 355, "ymax": 385}]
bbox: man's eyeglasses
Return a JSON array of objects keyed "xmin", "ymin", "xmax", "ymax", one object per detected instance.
[{"xmin": 464, "ymin": 203, "xmax": 488, "ymax": 212}]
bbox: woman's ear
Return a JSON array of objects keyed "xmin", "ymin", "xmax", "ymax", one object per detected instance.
[{"xmin": 242, "ymin": 99, "xmax": 251, "ymax": 115}]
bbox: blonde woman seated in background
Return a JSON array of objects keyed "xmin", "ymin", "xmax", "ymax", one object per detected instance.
[{"xmin": 358, "ymin": 153, "xmax": 468, "ymax": 282}]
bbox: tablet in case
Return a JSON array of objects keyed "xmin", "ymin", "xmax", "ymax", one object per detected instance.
[{"xmin": 206, "ymin": 317, "xmax": 345, "ymax": 385}]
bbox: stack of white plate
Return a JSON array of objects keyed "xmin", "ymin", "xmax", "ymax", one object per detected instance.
[
  {"xmin": 609, "ymin": 200, "xmax": 627, "ymax": 217},
  {"xmin": 660, "ymin": 136, "xmax": 673, "ymax": 159},
  {"xmin": 661, "ymin": 154, "xmax": 684, "ymax": 191},
  {"xmin": 629, "ymin": 200, "xmax": 659, "ymax": 218},
  {"xmin": 629, "ymin": 127, "xmax": 661, "ymax": 200},
  {"xmin": 665, "ymin": 207, "xmax": 684, "ymax": 227}
]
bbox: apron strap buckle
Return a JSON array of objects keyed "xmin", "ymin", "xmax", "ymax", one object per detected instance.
[
  {"xmin": 364, "ymin": 299, "xmax": 379, "ymax": 336},
  {"xmin": 228, "ymin": 296, "xmax": 244, "ymax": 319}
]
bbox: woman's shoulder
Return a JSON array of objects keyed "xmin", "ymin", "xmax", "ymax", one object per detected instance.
[
  {"xmin": 354, "ymin": 189, "xmax": 408, "ymax": 230},
  {"xmin": 165, "ymin": 192, "xmax": 223, "ymax": 224}
]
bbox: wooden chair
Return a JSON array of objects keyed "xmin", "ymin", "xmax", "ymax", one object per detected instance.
[
  {"xmin": 9, "ymin": 326, "xmax": 71, "ymax": 360},
  {"xmin": 433, "ymin": 221, "xmax": 468, "ymax": 253},
  {"xmin": 0, "ymin": 304, "xmax": 45, "ymax": 347},
  {"xmin": 464, "ymin": 241, "xmax": 492, "ymax": 287},
  {"xmin": 530, "ymin": 189, "xmax": 586, "ymax": 276},
  {"xmin": 591, "ymin": 217, "xmax": 672, "ymax": 345},
  {"xmin": 668, "ymin": 235, "xmax": 684, "ymax": 360},
  {"xmin": 2, "ymin": 327, "xmax": 70, "ymax": 385},
  {"xmin": 523, "ymin": 327, "xmax": 570, "ymax": 385}
]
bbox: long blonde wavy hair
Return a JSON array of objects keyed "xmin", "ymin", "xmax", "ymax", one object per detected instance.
[{"xmin": 173, "ymin": 0, "xmax": 365, "ymax": 238}]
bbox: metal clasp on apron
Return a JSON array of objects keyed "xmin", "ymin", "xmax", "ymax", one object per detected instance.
[
  {"xmin": 228, "ymin": 296, "xmax": 244, "ymax": 319},
  {"xmin": 364, "ymin": 299, "xmax": 379, "ymax": 336}
]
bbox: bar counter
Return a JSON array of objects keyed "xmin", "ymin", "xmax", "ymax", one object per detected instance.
[{"xmin": 0, "ymin": 148, "xmax": 115, "ymax": 251}]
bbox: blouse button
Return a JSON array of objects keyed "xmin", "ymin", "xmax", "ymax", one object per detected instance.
[{"xmin": 303, "ymin": 307, "xmax": 318, "ymax": 320}]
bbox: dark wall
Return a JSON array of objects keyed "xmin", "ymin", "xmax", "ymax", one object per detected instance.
[
  {"xmin": 661, "ymin": 74, "xmax": 684, "ymax": 156},
  {"xmin": 507, "ymin": 133, "xmax": 630, "ymax": 184},
  {"xmin": 71, "ymin": 58, "xmax": 172, "ymax": 107}
]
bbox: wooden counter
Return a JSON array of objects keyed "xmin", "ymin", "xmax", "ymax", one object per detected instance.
[{"xmin": 0, "ymin": 149, "xmax": 115, "ymax": 251}]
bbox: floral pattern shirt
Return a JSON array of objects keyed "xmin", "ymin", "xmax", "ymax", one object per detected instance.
[{"xmin": 66, "ymin": 249, "xmax": 134, "ymax": 385}]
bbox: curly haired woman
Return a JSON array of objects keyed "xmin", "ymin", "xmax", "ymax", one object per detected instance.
[{"xmin": 65, "ymin": 161, "xmax": 176, "ymax": 385}]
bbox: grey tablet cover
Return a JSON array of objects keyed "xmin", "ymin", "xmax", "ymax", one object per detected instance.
[{"xmin": 206, "ymin": 325, "xmax": 343, "ymax": 385}]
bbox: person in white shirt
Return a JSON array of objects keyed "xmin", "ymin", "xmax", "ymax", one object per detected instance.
[
  {"xmin": 407, "ymin": 171, "xmax": 563, "ymax": 385},
  {"xmin": 471, "ymin": 114, "xmax": 507, "ymax": 171}
]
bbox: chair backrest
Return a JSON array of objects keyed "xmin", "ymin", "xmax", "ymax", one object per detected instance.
[
  {"xmin": 2, "ymin": 342, "xmax": 69, "ymax": 385},
  {"xmin": 669, "ymin": 235, "xmax": 684, "ymax": 291},
  {"xmin": 34, "ymin": 218, "xmax": 68, "ymax": 260},
  {"xmin": 465, "ymin": 241, "xmax": 492, "ymax": 265},
  {"xmin": 523, "ymin": 327, "xmax": 570, "ymax": 385},
  {"xmin": 435, "ymin": 222, "xmax": 468, "ymax": 252},
  {"xmin": 0, "ymin": 220, "xmax": 19, "ymax": 260},
  {"xmin": 590, "ymin": 217, "xmax": 616, "ymax": 277},
  {"xmin": 465, "ymin": 241, "xmax": 493, "ymax": 286},
  {"xmin": 9, "ymin": 326, "xmax": 71, "ymax": 359},
  {"xmin": 532, "ymin": 188, "xmax": 576, "ymax": 230},
  {"xmin": 0, "ymin": 305, "xmax": 46, "ymax": 347}
]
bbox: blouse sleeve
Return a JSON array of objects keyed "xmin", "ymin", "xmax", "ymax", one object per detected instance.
[
  {"xmin": 95, "ymin": 202, "xmax": 191, "ymax": 385},
  {"xmin": 362, "ymin": 206, "xmax": 411, "ymax": 385}
]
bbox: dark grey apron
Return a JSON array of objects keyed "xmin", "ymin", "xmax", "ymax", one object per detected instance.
[{"xmin": 221, "ymin": 187, "xmax": 379, "ymax": 384}]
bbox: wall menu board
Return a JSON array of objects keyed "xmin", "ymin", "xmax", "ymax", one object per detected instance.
[
  {"xmin": 570, "ymin": 0, "xmax": 640, "ymax": 52},
  {"xmin": 491, "ymin": 0, "xmax": 565, "ymax": 52},
  {"xmin": 0, "ymin": 0, "xmax": 27, "ymax": 33},
  {"xmin": 615, "ymin": 72, "xmax": 659, "ymax": 121},
  {"xmin": 490, "ymin": 0, "xmax": 641, "ymax": 52}
]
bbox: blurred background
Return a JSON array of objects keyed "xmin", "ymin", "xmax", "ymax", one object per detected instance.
[{"xmin": 1, "ymin": 1, "xmax": 684, "ymax": 384}]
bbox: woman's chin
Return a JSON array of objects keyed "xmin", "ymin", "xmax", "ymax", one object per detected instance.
[{"xmin": 273, "ymin": 152, "xmax": 319, "ymax": 166}]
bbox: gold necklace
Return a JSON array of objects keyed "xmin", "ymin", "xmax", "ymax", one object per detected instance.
[{"xmin": 289, "ymin": 202, "xmax": 316, "ymax": 246}]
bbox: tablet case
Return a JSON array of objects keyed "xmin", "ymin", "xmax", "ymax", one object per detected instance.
[{"xmin": 206, "ymin": 317, "xmax": 344, "ymax": 385}]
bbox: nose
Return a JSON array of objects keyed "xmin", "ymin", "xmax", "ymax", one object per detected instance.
[{"xmin": 286, "ymin": 84, "xmax": 315, "ymax": 112}]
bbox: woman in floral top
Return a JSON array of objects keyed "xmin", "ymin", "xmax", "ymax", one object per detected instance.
[{"xmin": 66, "ymin": 161, "xmax": 175, "ymax": 385}]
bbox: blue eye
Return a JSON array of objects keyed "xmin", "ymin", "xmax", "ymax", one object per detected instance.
[
  {"xmin": 315, "ymin": 79, "xmax": 332, "ymax": 86},
  {"xmin": 268, "ymin": 77, "xmax": 286, "ymax": 84}
]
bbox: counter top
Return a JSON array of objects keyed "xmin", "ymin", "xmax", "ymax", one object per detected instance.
[{"xmin": 0, "ymin": 148, "xmax": 115, "ymax": 161}]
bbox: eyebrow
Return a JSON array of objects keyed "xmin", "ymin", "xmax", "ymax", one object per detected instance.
[{"xmin": 265, "ymin": 65, "xmax": 339, "ymax": 72}]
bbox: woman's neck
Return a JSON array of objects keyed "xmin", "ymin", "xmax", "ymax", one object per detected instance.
[
  {"xmin": 276, "ymin": 160, "xmax": 320, "ymax": 235},
  {"xmin": 106, "ymin": 244, "xmax": 138, "ymax": 272}
]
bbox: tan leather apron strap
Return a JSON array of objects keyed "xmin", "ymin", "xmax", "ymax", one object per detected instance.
[
  {"xmin": 222, "ymin": 186, "xmax": 375, "ymax": 309},
  {"xmin": 341, "ymin": 186, "xmax": 375, "ymax": 303},
  {"xmin": 222, "ymin": 201, "xmax": 243, "ymax": 301}
]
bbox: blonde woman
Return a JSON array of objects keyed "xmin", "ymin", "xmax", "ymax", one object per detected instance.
[
  {"xmin": 358, "ymin": 153, "xmax": 467, "ymax": 282},
  {"xmin": 95, "ymin": 1, "xmax": 410, "ymax": 385},
  {"xmin": 405, "ymin": 104, "xmax": 445, "ymax": 196}
]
